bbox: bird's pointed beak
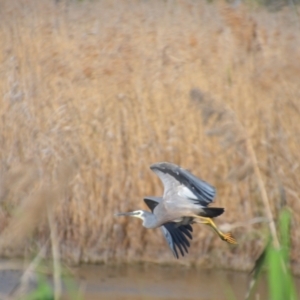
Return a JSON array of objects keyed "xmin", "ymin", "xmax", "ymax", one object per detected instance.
[{"xmin": 115, "ymin": 211, "xmax": 137, "ymax": 217}]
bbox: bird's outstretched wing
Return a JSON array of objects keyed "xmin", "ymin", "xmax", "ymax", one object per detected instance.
[
  {"xmin": 144, "ymin": 196, "xmax": 194, "ymax": 258},
  {"xmin": 150, "ymin": 162, "xmax": 216, "ymax": 206},
  {"xmin": 161, "ymin": 223, "xmax": 193, "ymax": 258}
]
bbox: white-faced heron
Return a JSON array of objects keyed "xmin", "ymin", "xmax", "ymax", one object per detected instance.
[{"xmin": 116, "ymin": 162, "xmax": 237, "ymax": 258}]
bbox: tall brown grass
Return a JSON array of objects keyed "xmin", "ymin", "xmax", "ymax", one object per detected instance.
[{"xmin": 0, "ymin": 0, "xmax": 300, "ymax": 272}]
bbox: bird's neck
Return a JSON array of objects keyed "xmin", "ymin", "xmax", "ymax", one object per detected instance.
[{"xmin": 142, "ymin": 211, "xmax": 158, "ymax": 229}]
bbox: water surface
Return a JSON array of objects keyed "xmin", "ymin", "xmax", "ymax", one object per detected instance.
[
  {"xmin": 1, "ymin": 262, "xmax": 299, "ymax": 299},
  {"xmin": 75, "ymin": 264, "xmax": 271, "ymax": 300}
]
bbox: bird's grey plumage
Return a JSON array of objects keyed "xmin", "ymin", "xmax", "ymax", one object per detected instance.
[{"xmin": 144, "ymin": 196, "xmax": 193, "ymax": 258}]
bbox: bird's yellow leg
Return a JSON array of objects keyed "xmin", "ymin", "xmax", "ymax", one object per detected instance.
[{"xmin": 194, "ymin": 216, "xmax": 237, "ymax": 245}]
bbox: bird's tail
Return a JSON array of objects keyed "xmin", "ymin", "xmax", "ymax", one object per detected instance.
[{"xmin": 200, "ymin": 207, "xmax": 224, "ymax": 218}]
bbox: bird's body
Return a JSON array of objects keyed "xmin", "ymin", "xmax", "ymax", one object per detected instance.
[
  {"xmin": 116, "ymin": 162, "xmax": 237, "ymax": 258},
  {"xmin": 141, "ymin": 197, "xmax": 193, "ymax": 228},
  {"xmin": 142, "ymin": 198, "xmax": 222, "ymax": 229}
]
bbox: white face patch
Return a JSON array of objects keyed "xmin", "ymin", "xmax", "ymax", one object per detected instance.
[{"xmin": 133, "ymin": 210, "xmax": 144, "ymax": 220}]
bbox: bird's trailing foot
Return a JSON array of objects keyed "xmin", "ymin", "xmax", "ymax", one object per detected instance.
[
  {"xmin": 219, "ymin": 231, "xmax": 237, "ymax": 245},
  {"xmin": 194, "ymin": 216, "xmax": 237, "ymax": 245}
]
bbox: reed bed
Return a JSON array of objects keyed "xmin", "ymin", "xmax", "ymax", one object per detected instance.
[{"xmin": 0, "ymin": 0, "xmax": 300, "ymax": 272}]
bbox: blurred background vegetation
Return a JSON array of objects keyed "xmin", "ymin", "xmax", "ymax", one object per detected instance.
[{"xmin": 0, "ymin": 0, "xmax": 300, "ymax": 287}]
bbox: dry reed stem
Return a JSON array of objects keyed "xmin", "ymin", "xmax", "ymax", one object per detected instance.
[
  {"xmin": 47, "ymin": 208, "xmax": 62, "ymax": 300},
  {"xmin": 10, "ymin": 240, "xmax": 49, "ymax": 298},
  {"xmin": 246, "ymin": 138, "xmax": 280, "ymax": 249}
]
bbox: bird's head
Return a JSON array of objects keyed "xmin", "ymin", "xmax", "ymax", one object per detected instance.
[{"xmin": 115, "ymin": 210, "xmax": 146, "ymax": 221}]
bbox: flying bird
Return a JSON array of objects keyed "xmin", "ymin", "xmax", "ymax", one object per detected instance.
[{"xmin": 116, "ymin": 162, "xmax": 237, "ymax": 258}]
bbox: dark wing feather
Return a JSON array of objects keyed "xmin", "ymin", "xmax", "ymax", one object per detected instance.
[
  {"xmin": 178, "ymin": 167, "xmax": 216, "ymax": 205},
  {"xmin": 178, "ymin": 225, "xmax": 193, "ymax": 239},
  {"xmin": 171, "ymin": 229, "xmax": 185, "ymax": 256},
  {"xmin": 144, "ymin": 196, "xmax": 161, "ymax": 212},
  {"xmin": 160, "ymin": 222, "xmax": 193, "ymax": 258}
]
